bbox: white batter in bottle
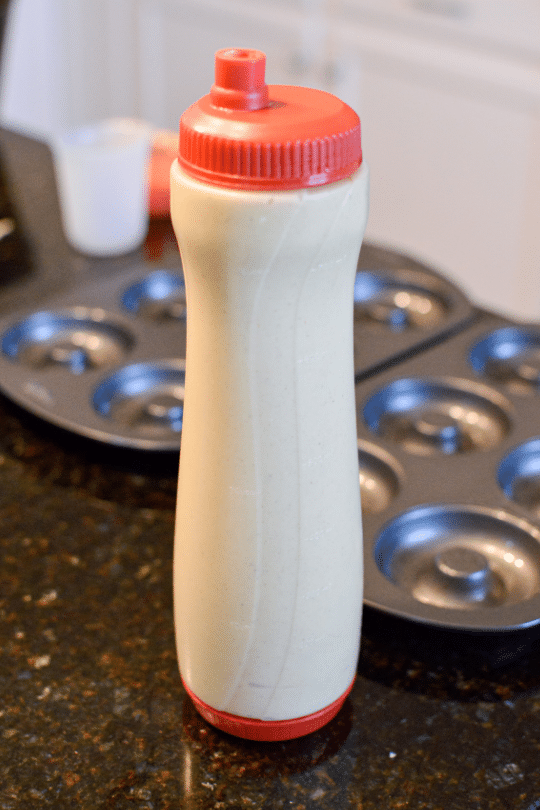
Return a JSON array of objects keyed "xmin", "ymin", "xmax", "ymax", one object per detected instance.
[{"xmin": 171, "ymin": 48, "xmax": 369, "ymax": 740}]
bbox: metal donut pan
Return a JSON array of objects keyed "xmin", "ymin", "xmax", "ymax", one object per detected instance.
[{"xmin": 356, "ymin": 312, "xmax": 540, "ymax": 632}]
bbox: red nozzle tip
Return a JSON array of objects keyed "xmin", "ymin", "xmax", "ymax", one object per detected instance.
[{"xmin": 211, "ymin": 48, "xmax": 269, "ymax": 111}]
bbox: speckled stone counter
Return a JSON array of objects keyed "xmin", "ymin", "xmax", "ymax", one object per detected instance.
[{"xmin": 0, "ymin": 129, "xmax": 539, "ymax": 810}]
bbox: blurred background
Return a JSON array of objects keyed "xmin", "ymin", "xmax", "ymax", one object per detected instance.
[{"xmin": 0, "ymin": 0, "xmax": 539, "ymax": 320}]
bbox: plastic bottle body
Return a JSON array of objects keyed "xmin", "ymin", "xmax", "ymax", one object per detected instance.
[{"xmin": 171, "ymin": 159, "xmax": 369, "ymax": 734}]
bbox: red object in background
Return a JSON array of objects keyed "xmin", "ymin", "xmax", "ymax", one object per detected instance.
[{"xmin": 148, "ymin": 130, "xmax": 178, "ymax": 218}]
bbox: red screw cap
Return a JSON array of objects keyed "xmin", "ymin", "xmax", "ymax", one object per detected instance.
[{"xmin": 178, "ymin": 48, "xmax": 362, "ymax": 191}]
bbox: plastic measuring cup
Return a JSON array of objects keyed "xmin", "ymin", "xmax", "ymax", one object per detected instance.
[{"xmin": 53, "ymin": 118, "xmax": 151, "ymax": 256}]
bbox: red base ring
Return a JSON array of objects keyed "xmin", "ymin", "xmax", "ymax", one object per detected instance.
[{"xmin": 183, "ymin": 678, "xmax": 355, "ymax": 741}]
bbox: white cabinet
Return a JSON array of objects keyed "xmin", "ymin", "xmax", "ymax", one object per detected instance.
[
  {"xmin": 0, "ymin": 0, "xmax": 303, "ymax": 134},
  {"xmin": 332, "ymin": 19, "xmax": 540, "ymax": 319},
  {"xmin": 133, "ymin": 0, "xmax": 303, "ymax": 129},
  {"xmin": 2, "ymin": 0, "xmax": 540, "ymax": 318}
]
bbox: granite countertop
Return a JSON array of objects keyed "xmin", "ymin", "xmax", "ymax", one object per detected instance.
[{"xmin": 0, "ymin": 129, "xmax": 539, "ymax": 809}]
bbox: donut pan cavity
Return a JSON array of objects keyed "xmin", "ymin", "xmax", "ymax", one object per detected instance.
[
  {"xmin": 356, "ymin": 313, "xmax": 540, "ymax": 632},
  {"xmin": 0, "ymin": 256, "xmax": 474, "ymax": 451},
  {"xmin": 353, "ymin": 253, "xmax": 474, "ymax": 377}
]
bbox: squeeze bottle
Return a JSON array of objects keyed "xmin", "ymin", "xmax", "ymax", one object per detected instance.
[{"xmin": 171, "ymin": 48, "xmax": 369, "ymax": 741}]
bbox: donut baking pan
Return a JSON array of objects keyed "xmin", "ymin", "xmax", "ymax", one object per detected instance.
[
  {"xmin": 356, "ymin": 313, "xmax": 540, "ymax": 632},
  {"xmin": 0, "ymin": 253, "xmax": 474, "ymax": 451},
  {"xmin": 0, "ymin": 266, "xmax": 187, "ymax": 449},
  {"xmin": 0, "ymin": 253, "xmax": 538, "ymax": 634}
]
